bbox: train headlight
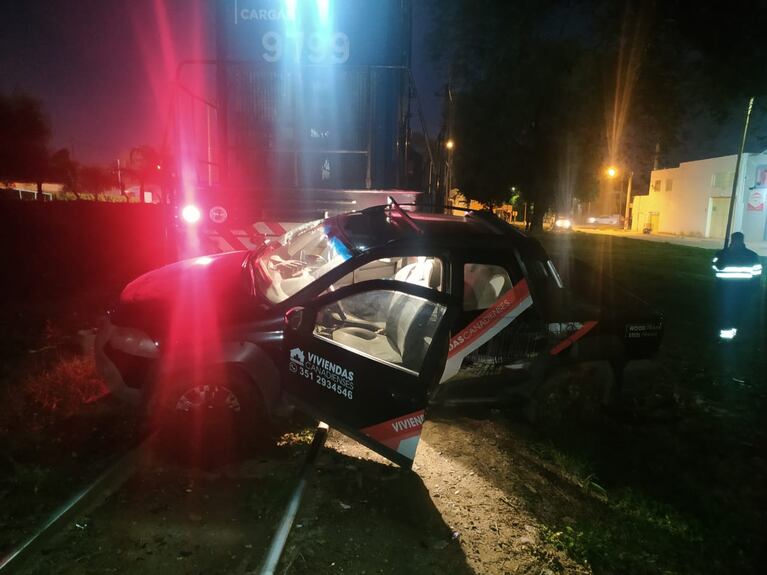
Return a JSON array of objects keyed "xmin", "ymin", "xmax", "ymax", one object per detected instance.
[{"xmin": 181, "ymin": 204, "xmax": 202, "ymax": 224}]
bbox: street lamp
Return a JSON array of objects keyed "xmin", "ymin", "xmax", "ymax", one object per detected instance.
[
  {"xmin": 604, "ymin": 166, "xmax": 633, "ymax": 230},
  {"xmin": 445, "ymin": 139, "xmax": 455, "ymax": 199},
  {"xmin": 623, "ymin": 171, "xmax": 634, "ymax": 230}
]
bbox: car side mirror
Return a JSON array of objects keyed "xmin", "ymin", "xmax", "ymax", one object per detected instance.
[{"xmin": 285, "ymin": 307, "xmax": 305, "ymax": 332}]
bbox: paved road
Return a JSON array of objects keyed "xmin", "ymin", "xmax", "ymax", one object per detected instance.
[{"xmin": 573, "ymin": 226, "xmax": 767, "ymax": 256}]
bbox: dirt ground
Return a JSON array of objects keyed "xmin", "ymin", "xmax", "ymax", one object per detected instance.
[
  {"xmin": 6, "ymin": 407, "xmax": 594, "ymax": 575},
  {"xmin": 3, "ymin": 231, "xmax": 766, "ymax": 574},
  {"xmin": 288, "ymin": 416, "xmax": 593, "ymax": 575},
  {"xmin": 2, "ymin": 335, "xmax": 765, "ymax": 574}
]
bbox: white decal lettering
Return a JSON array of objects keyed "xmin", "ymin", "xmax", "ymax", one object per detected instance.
[{"xmin": 391, "ymin": 413, "xmax": 424, "ymax": 433}]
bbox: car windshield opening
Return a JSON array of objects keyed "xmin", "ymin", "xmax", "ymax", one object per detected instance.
[{"xmin": 255, "ymin": 220, "xmax": 353, "ymax": 303}]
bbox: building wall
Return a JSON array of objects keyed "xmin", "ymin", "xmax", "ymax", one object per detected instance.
[
  {"xmin": 631, "ymin": 153, "xmax": 767, "ymax": 242},
  {"xmin": 740, "ymin": 154, "xmax": 767, "ymax": 241}
]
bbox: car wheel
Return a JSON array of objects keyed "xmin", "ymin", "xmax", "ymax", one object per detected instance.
[
  {"xmin": 525, "ymin": 360, "xmax": 615, "ymax": 427},
  {"xmin": 148, "ymin": 367, "xmax": 270, "ymax": 466}
]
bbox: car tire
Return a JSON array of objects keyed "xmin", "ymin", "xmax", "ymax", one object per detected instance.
[
  {"xmin": 147, "ymin": 366, "xmax": 271, "ymax": 466},
  {"xmin": 525, "ymin": 360, "xmax": 615, "ymax": 427}
]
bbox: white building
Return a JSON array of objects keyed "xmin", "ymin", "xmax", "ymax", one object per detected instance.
[{"xmin": 631, "ymin": 152, "xmax": 767, "ymax": 242}]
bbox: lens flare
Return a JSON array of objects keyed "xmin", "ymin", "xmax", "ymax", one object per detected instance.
[{"xmin": 182, "ymin": 204, "xmax": 202, "ymax": 223}]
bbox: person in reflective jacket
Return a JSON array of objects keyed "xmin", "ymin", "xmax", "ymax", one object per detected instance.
[{"xmin": 712, "ymin": 232, "xmax": 762, "ymax": 340}]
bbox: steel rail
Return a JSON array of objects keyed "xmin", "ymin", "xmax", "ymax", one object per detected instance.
[
  {"xmin": 0, "ymin": 436, "xmax": 152, "ymax": 573},
  {"xmin": 1, "ymin": 423, "xmax": 329, "ymax": 574},
  {"xmin": 258, "ymin": 422, "xmax": 329, "ymax": 575}
]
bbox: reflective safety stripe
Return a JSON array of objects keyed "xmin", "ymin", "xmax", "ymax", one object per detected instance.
[
  {"xmin": 713, "ymin": 264, "xmax": 762, "ymax": 279},
  {"xmin": 716, "ymin": 271, "xmax": 755, "ymax": 279}
]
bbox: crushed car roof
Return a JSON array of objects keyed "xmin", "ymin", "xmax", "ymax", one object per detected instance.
[{"xmin": 337, "ymin": 205, "xmax": 529, "ymax": 253}]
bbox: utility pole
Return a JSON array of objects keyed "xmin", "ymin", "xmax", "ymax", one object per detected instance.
[
  {"xmin": 723, "ymin": 97, "xmax": 755, "ymax": 248},
  {"xmin": 623, "ymin": 171, "xmax": 634, "ymax": 230},
  {"xmin": 116, "ymin": 159, "xmax": 125, "ymax": 199}
]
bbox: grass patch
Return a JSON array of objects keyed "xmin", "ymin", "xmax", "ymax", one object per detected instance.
[
  {"xmin": 530, "ymin": 232, "xmax": 766, "ymax": 573},
  {"xmin": 17, "ymin": 355, "xmax": 108, "ymax": 422},
  {"xmin": 533, "ymin": 443, "xmax": 708, "ymax": 573},
  {"xmin": 530, "ymin": 441, "xmax": 607, "ymax": 497},
  {"xmin": 0, "ymin": 349, "xmax": 111, "ymax": 454},
  {"xmin": 276, "ymin": 427, "xmax": 317, "ymax": 446},
  {"xmin": 542, "ymin": 490, "xmax": 706, "ymax": 574}
]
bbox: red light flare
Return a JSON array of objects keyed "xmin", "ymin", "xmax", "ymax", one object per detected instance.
[
  {"xmin": 148, "ymin": 260, "xmax": 234, "ymax": 465},
  {"xmin": 130, "ymin": 1, "xmax": 210, "ymax": 152}
]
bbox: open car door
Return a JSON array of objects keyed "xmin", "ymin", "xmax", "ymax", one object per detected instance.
[{"xmin": 282, "ymin": 280, "xmax": 456, "ymax": 468}]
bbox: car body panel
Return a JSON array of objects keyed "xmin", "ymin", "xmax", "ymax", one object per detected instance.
[
  {"xmin": 95, "ymin": 205, "xmax": 664, "ymax": 467},
  {"xmin": 281, "ymin": 280, "xmax": 457, "ymax": 468},
  {"xmin": 586, "ymin": 214, "xmax": 621, "ymax": 226}
]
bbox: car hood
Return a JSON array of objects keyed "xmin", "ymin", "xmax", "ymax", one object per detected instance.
[{"xmin": 111, "ymin": 251, "xmax": 252, "ymax": 337}]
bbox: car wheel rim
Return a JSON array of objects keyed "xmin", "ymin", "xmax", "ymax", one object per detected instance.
[{"xmin": 175, "ymin": 385, "xmax": 242, "ymax": 413}]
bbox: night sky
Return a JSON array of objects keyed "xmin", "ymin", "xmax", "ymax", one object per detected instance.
[
  {"xmin": 0, "ymin": 0, "xmax": 445, "ymax": 166},
  {"xmin": 1, "ymin": 1, "xmax": 762, "ymax": 171}
]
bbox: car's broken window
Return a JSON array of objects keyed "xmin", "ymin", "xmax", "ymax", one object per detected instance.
[
  {"xmin": 255, "ymin": 220, "xmax": 353, "ymax": 303},
  {"xmin": 463, "ymin": 263, "xmax": 513, "ymax": 311},
  {"xmin": 330, "ymin": 256, "xmax": 444, "ymax": 291},
  {"xmin": 313, "ymin": 289, "xmax": 446, "ymax": 374}
]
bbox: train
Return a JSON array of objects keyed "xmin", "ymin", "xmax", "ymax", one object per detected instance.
[{"xmin": 165, "ymin": 0, "xmax": 426, "ymax": 256}]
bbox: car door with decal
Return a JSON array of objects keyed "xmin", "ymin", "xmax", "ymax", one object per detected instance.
[
  {"xmin": 429, "ymin": 256, "xmax": 554, "ymax": 405},
  {"xmin": 282, "ymin": 279, "xmax": 456, "ymax": 468}
]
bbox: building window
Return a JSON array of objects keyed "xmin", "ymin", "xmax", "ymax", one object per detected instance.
[
  {"xmin": 653, "ymin": 179, "xmax": 661, "ymax": 192},
  {"xmin": 755, "ymin": 165, "xmax": 767, "ymax": 187},
  {"xmin": 665, "ymin": 179, "xmax": 673, "ymax": 192}
]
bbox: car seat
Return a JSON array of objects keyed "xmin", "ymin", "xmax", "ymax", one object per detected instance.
[
  {"xmin": 330, "ymin": 261, "xmax": 440, "ymax": 371},
  {"xmin": 464, "ymin": 267, "xmax": 511, "ymax": 310}
]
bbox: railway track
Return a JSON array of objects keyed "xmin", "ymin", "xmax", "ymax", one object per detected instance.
[{"xmin": 0, "ymin": 424, "xmax": 329, "ymax": 575}]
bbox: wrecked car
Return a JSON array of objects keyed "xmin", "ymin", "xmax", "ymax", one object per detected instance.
[{"xmin": 95, "ymin": 202, "xmax": 663, "ymax": 467}]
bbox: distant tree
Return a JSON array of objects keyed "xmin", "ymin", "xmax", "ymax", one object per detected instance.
[
  {"xmin": 49, "ymin": 148, "xmax": 80, "ymax": 198},
  {"xmin": 429, "ymin": 0, "xmax": 620, "ymax": 229},
  {"xmin": 78, "ymin": 165, "xmax": 116, "ymax": 201},
  {"xmin": 0, "ymin": 92, "xmax": 51, "ymax": 197},
  {"xmin": 128, "ymin": 145, "xmax": 163, "ymax": 202},
  {"xmin": 427, "ymin": 0, "xmax": 755, "ymax": 228}
]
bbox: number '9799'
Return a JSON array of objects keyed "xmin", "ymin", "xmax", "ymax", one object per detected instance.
[{"xmin": 262, "ymin": 32, "xmax": 350, "ymax": 64}]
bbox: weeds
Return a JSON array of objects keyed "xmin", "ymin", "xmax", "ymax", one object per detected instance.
[
  {"xmin": 276, "ymin": 427, "xmax": 316, "ymax": 447},
  {"xmin": 530, "ymin": 442, "xmax": 605, "ymax": 496},
  {"xmin": 2, "ymin": 355, "xmax": 109, "ymax": 433},
  {"xmin": 541, "ymin": 489, "xmax": 705, "ymax": 574}
]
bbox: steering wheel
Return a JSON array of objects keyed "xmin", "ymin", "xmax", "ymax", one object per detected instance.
[
  {"xmin": 305, "ymin": 254, "xmax": 327, "ymax": 267},
  {"xmin": 270, "ymin": 256, "xmax": 306, "ymax": 278}
]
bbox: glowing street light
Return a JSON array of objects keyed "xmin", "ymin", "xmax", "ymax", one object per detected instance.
[
  {"xmin": 446, "ymin": 139, "xmax": 455, "ymax": 150},
  {"xmin": 603, "ymin": 166, "xmax": 633, "ymax": 229}
]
